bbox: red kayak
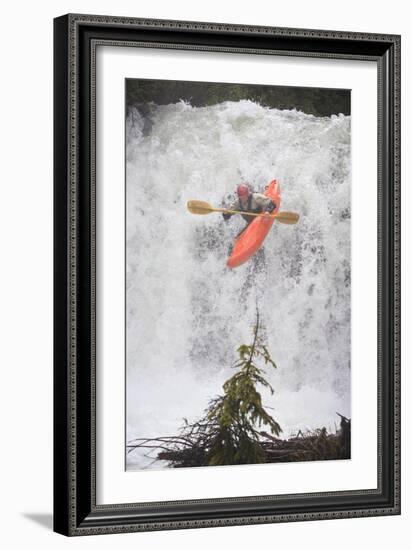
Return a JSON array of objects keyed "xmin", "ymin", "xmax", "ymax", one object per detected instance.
[{"xmin": 227, "ymin": 179, "xmax": 281, "ymax": 268}]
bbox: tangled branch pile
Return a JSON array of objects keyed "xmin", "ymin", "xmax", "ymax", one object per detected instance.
[{"xmin": 127, "ymin": 416, "xmax": 350, "ymax": 468}]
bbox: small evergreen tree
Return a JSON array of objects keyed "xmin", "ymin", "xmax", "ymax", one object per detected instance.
[
  {"xmin": 205, "ymin": 309, "xmax": 282, "ymax": 465},
  {"xmin": 127, "ymin": 309, "xmax": 283, "ymax": 468},
  {"xmin": 127, "ymin": 311, "xmax": 351, "ymax": 466}
]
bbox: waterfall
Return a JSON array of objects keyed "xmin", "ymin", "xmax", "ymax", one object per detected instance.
[{"xmin": 125, "ymin": 100, "xmax": 351, "ymax": 469}]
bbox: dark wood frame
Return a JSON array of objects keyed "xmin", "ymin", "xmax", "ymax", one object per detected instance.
[{"xmin": 54, "ymin": 13, "xmax": 401, "ymax": 536}]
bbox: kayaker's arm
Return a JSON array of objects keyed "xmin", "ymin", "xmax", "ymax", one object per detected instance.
[
  {"xmin": 252, "ymin": 193, "xmax": 276, "ymax": 213},
  {"xmin": 222, "ymin": 198, "xmax": 240, "ymax": 221}
]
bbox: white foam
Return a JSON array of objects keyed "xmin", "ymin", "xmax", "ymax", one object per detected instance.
[{"xmin": 125, "ymin": 100, "xmax": 351, "ymax": 470}]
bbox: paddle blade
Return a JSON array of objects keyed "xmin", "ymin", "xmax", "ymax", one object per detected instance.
[
  {"xmin": 187, "ymin": 200, "xmax": 214, "ymax": 215},
  {"xmin": 275, "ymin": 211, "xmax": 300, "ymax": 225}
]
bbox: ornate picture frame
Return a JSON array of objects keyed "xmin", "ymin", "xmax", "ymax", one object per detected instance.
[{"xmin": 53, "ymin": 14, "xmax": 400, "ymax": 536}]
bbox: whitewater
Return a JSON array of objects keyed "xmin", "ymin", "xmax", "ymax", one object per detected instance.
[{"xmin": 125, "ymin": 100, "xmax": 351, "ymax": 470}]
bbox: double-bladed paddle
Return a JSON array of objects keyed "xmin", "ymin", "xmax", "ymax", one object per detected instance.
[{"xmin": 187, "ymin": 200, "xmax": 299, "ymax": 225}]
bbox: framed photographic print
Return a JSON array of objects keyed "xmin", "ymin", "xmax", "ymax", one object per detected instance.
[{"xmin": 53, "ymin": 14, "xmax": 401, "ymax": 536}]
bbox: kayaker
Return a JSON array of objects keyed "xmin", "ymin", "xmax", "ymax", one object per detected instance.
[{"xmin": 223, "ymin": 184, "xmax": 276, "ymax": 226}]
